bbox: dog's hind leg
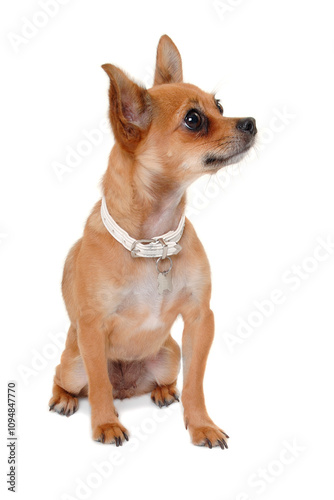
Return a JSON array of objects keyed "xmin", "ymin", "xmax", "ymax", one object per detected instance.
[
  {"xmin": 146, "ymin": 335, "xmax": 181, "ymax": 408},
  {"xmin": 49, "ymin": 325, "xmax": 88, "ymax": 417}
]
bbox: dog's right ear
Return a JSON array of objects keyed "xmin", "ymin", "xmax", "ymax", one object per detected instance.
[
  {"xmin": 102, "ymin": 64, "xmax": 151, "ymax": 152},
  {"xmin": 154, "ymin": 35, "xmax": 183, "ymax": 86}
]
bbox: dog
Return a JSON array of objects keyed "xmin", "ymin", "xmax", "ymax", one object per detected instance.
[{"xmin": 49, "ymin": 35, "xmax": 256, "ymax": 449}]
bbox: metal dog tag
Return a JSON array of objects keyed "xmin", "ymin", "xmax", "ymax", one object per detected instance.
[
  {"xmin": 157, "ymin": 269, "xmax": 173, "ymax": 294},
  {"xmin": 156, "ymin": 256, "xmax": 173, "ymax": 294}
]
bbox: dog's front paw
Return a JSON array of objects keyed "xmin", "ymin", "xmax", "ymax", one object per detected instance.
[
  {"xmin": 93, "ymin": 422, "xmax": 129, "ymax": 446},
  {"xmin": 188, "ymin": 423, "xmax": 229, "ymax": 449}
]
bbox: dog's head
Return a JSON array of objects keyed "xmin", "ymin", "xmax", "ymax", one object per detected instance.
[{"xmin": 102, "ymin": 35, "xmax": 256, "ymax": 191}]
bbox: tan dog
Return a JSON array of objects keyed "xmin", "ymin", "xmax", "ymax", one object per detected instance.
[{"xmin": 49, "ymin": 35, "xmax": 256, "ymax": 449}]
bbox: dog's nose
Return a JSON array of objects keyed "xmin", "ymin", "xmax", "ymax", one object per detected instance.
[{"xmin": 236, "ymin": 117, "xmax": 257, "ymax": 136}]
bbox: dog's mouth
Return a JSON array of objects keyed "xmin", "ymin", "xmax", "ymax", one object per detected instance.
[{"xmin": 203, "ymin": 139, "xmax": 255, "ymax": 170}]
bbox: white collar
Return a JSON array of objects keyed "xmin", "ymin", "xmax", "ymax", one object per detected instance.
[{"xmin": 101, "ymin": 196, "xmax": 185, "ymax": 258}]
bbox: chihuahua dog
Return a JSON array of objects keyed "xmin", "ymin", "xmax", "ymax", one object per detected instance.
[{"xmin": 49, "ymin": 35, "xmax": 256, "ymax": 449}]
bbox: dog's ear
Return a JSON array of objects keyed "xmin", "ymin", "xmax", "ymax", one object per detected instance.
[
  {"xmin": 154, "ymin": 35, "xmax": 183, "ymax": 86},
  {"xmin": 102, "ymin": 64, "xmax": 152, "ymax": 152}
]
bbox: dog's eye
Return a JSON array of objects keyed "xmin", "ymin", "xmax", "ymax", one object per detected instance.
[
  {"xmin": 184, "ymin": 109, "xmax": 202, "ymax": 130},
  {"xmin": 215, "ymin": 99, "xmax": 224, "ymax": 115}
]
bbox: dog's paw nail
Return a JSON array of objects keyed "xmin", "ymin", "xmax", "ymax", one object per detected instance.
[
  {"xmin": 218, "ymin": 439, "xmax": 228, "ymax": 449},
  {"xmin": 206, "ymin": 438, "xmax": 213, "ymax": 449},
  {"xmin": 123, "ymin": 432, "xmax": 129, "ymax": 441}
]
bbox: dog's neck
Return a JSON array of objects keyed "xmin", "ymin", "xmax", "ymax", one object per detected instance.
[{"xmin": 102, "ymin": 145, "xmax": 186, "ymax": 240}]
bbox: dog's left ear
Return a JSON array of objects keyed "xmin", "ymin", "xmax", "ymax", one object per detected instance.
[
  {"xmin": 102, "ymin": 64, "xmax": 152, "ymax": 152},
  {"xmin": 154, "ymin": 35, "xmax": 183, "ymax": 86}
]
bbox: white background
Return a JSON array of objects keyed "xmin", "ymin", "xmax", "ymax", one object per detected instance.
[{"xmin": 1, "ymin": 0, "xmax": 334, "ymax": 499}]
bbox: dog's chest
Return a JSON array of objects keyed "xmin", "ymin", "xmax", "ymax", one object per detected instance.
[
  {"xmin": 114, "ymin": 263, "xmax": 184, "ymax": 327},
  {"xmin": 127, "ymin": 265, "xmax": 183, "ymax": 318},
  {"xmin": 105, "ymin": 266, "xmax": 185, "ymax": 359}
]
